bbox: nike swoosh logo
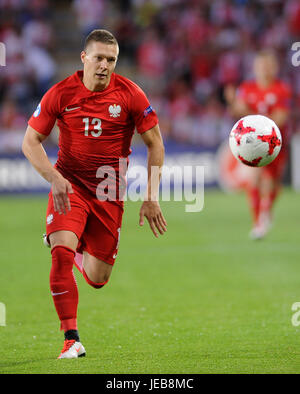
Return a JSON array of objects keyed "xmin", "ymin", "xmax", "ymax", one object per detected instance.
[
  {"xmin": 65, "ymin": 106, "xmax": 80, "ymax": 112},
  {"xmin": 51, "ymin": 290, "xmax": 69, "ymax": 296}
]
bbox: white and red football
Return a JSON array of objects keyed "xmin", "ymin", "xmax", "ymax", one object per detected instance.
[{"xmin": 229, "ymin": 114, "xmax": 282, "ymax": 167}]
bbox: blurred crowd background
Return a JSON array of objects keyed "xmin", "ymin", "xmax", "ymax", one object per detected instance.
[{"xmin": 0, "ymin": 0, "xmax": 300, "ymax": 153}]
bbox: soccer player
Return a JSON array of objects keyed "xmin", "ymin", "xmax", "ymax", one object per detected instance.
[
  {"xmin": 22, "ymin": 29, "xmax": 167, "ymax": 358},
  {"xmin": 225, "ymin": 50, "xmax": 291, "ymax": 239}
]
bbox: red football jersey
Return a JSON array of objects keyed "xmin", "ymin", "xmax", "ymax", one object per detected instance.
[
  {"xmin": 28, "ymin": 70, "xmax": 158, "ymax": 196},
  {"xmin": 236, "ymin": 79, "xmax": 291, "ymax": 145}
]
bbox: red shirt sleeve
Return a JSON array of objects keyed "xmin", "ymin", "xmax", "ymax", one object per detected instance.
[
  {"xmin": 273, "ymin": 83, "xmax": 291, "ymax": 111},
  {"xmin": 28, "ymin": 85, "xmax": 60, "ymax": 136},
  {"xmin": 130, "ymin": 85, "xmax": 158, "ymax": 134}
]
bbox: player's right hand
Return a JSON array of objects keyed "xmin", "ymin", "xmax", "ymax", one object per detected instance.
[
  {"xmin": 223, "ymin": 84, "xmax": 236, "ymax": 104},
  {"xmin": 51, "ymin": 173, "xmax": 74, "ymax": 215}
]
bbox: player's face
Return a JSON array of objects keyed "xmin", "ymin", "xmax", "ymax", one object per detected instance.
[
  {"xmin": 254, "ymin": 55, "xmax": 278, "ymax": 84},
  {"xmin": 81, "ymin": 41, "xmax": 119, "ymax": 91}
]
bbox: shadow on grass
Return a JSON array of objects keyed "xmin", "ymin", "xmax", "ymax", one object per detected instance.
[{"xmin": 0, "ymin": 357, "xmax": 68, "ymax": 373}]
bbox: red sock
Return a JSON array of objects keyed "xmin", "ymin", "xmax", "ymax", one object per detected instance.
[
  {"xmin": 50, "ymin": 245, "xmax": 78, "ymax": 331},
  {"xmin": 248, "ymin": 187, "xmax": 260, "ymax": 225},
  {"xmin": 260, "ymin": 195, "xmax": 272, "ymax": 214},
  {"xmin": 260, "ymin": 184, "xmax": 280, "ymax": 214}
]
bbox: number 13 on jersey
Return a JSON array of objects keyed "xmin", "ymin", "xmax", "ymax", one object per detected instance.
[{"xmin": 83, "ymin": 117, "xmax": 102, "ymax": 137}]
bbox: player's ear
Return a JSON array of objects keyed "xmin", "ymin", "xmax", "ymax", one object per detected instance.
[
  {"xmin": 80, "ymin": 51, "xmax": 86, "ymax": 64},
  {"xmin": 113, "ymin": 58, "xmax": 118, "ymax": 70}
]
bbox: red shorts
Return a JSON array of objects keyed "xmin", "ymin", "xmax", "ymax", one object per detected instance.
[
  {"xmin": 262, "ymin": 149, "xmax": 287, "ymax": 180},
  {"xmin": 46, "ymin": 184, "xmax": 124, "ymax": 265}
]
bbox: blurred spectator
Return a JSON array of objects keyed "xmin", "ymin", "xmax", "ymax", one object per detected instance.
[
  {"xmin": 0, "ymin": 0, "xmax": 56, "ymax": 151},
  {"xmin": 133, "ymin": 0, "xmax": 161, "ymax": 28},
  {"xmin": 25, "ymin": 46, "xmax": 56, "ymax": 96},
  {"xmin": 216, "ymin": 50, "xmax": 242, "ymax": 86},
  {"xmin": 22, "ymin": 16, "xmax": 54, "ymax": 50},
  {"xmin": 285, "ymin": 0, "xmax": 300, "ymax": 36},
  {"xmin": 72, "ymin": 0, "xmax": 107, "ymax": 37},
  {"xmin": 0, "ymin": 97, "xmax": 26, "ymax": 130},
  {"xmin": 137, "ymin": 28, "xmax": 166, "ymax": 78},
  {"xmin": 0, "ymin": 97, "xmax": 27, "ymax": 152},
  {"xmin": 1, "ymin": 0, "xmax": 300, "ymax": 152}
]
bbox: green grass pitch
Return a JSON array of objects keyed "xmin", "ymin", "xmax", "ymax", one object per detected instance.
[{"xmin": 0, "ymin": 188, "xmax": 300, "ymax": 374}]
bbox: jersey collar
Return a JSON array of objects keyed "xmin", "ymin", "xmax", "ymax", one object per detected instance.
[{"xmin": 74, "ymin": 70, "xmax": 115, "ymax": 96}]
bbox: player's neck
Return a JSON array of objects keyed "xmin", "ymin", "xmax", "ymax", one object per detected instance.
[
  {"xmin": 82, "ymin": 75, "xmax": 111, "ymax": 92},
  {"xmin": 256, "ymin": 77, "xmax": 274, "ymax": 89}
]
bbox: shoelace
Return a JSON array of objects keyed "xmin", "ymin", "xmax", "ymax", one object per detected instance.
[{"xmin": 61, "ymin": 339, "xmax": 76, "ymax": 354}]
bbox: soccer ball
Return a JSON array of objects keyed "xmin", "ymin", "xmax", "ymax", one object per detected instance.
[{"xmin": 229, "ymin": 115, "xmax": 282, "ymax": 167}]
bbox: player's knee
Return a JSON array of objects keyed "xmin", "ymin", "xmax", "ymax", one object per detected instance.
[
  {"xmin": 90, "ymin": 274, "xmax": 110, "ymax": 289},
  {"xmin": 92, "ymin": 271, "xmax": 111, "ymax": 289},
  {"xmin": 49, "ymin": 231, "xmax": 78, "ymax": 251},
  {"xmin": 87, "ymin": 280, "xmax": 108, "ymax": 290},
  {"xmin": 82, "ymin": 269, "xmax": 110, "ymax": 289},
  {"xmin": 92, "ymin": 282, "xmax": 106, "ymax": 290}
]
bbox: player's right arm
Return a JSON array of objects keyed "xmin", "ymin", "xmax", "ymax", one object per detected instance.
[
  {"xmin": 23, "ymin": 85, "xmax": 73, "ymax": 215},
  {"xmin": 22, "ymin": 125, "xmax": 73, "ymax": 215},
  {"xmin": 224, "ymin": 84, "xmax": 253, "ymax": 118}
]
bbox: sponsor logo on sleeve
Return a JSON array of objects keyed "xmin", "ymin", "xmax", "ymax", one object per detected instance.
[
  {"xmin": 143, "ymin": 105, "xmax": 153, "ymax": 117},
  {"xmin": 33, "ymin": 103, "xmax": 41, "ymax": 118}
]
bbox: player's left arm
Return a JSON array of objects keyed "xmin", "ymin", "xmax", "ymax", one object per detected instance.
[
  {"xmin": 224, "ymin": 84, "xmax": 254, "ymax": 118},
  {"xmin": 139, "ymin": 124, "xmax": 167, "ymax": 238}
]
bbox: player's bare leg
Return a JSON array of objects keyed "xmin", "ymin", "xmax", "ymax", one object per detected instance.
[
  {"xmin": 248, "ymin": 168, "xmax": 264, "ymax": 239},
  {"xmin": 258, "ymin": 175, "xmax": 280, "ymax": 235},
  {"xmin": 248, "ymin": 170, "xmax": 279, "ymax": 240},
  {"xmin": 47, "ymin": 231, "xmax": 113, "ymax": 357},
  {"xmin": 48, "ymin": 230, "xmax": 86, "ymax": 359},
  {"xmin": 49, "ymin": 230, "xmax": 78, "ymax": 250},
  {"xmin": 82, "ymin": 252, "xmax": 113, "ymax": 288}
]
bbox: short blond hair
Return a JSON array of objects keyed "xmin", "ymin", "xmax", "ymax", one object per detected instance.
[
  {"xmin": 255, "ymin": 49, "xmax": 278, "ymax": 62},
  {"xmin": 84, "ymin": 29, "xmax": 118, "ymax": 51}
]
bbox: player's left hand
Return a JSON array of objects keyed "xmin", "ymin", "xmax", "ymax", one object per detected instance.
[{"xmin": 139, "ymin": 201, "xmax": 167, "ymax": 238}]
